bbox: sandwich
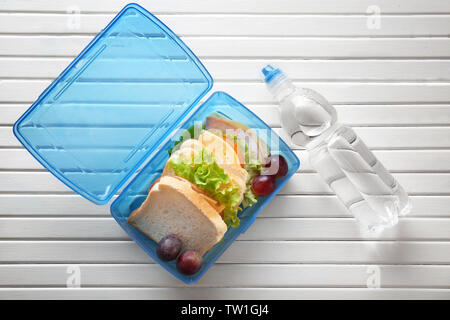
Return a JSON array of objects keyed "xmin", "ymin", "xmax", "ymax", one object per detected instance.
[
  {"xmin": 128, "ymin": 115, "xmax": 269, "ymax": 256},
  {"xmin": 128, "ymin": 175, "xmax": 227, "ymax": 256}
]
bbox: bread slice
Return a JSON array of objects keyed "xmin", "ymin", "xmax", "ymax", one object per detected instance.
[
  {"xmin": 128, "ymin": 175, "xmax": 227, "ymax": 256},
  {"xmin": 205, "ymin": 115, "xmax": 270, "ymax": 164},
  {"xmin": 198, "ymin": 130, "xmax": 248, "ymax": 191},
  {"xmin": 179, "ymin": 138, "xmax": 203, "ymax": 151}
]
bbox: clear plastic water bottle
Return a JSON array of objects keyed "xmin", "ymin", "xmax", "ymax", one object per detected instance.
[{"xmin": 262, "ymin": 65, "xmax": 411, "ymax": 234}]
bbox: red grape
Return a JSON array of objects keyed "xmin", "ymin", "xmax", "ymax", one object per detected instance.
[
  {"xmin": 157, "ymin": 234, "xmax": 182, "ymax": 261},
  {"xmin": 251, "ymin": 175, "xmax": 276, "ymax": 196},
  {"xmin": 177, "ymin": 250, "xmax": 203, "ymax": 275},
  {"xmin": 264, "ymin": 154, "xmax": 289, "ymax": 178}
]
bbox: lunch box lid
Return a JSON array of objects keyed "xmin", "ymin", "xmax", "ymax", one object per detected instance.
[{"xmin": 13, "ymin": 3, "xmax": 213, "ymax": 204}]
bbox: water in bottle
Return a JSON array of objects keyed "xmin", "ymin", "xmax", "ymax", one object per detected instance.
[{"xmin": 262, "ymin": 65, "xmax": 411, "ymax": 234}]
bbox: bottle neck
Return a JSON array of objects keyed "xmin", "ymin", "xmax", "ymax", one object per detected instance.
[
  {"xmin": 267, "ymin": 74, "xmax": 296, "ymax": 102},
  {"xmin": 265, "ymin": 71, "xmax": 339, "ymax": 148}
]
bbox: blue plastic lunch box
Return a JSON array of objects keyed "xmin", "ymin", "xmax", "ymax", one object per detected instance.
[{"xmin": 13, "ymin": 3, "xmax": 299, "ymax": 283}]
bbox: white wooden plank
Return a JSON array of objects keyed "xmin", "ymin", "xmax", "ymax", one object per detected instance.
[
  {"xmin": 215, "ymin": 82, "xmax": 450, "ymax": 104},
  {"xmin": 0, "ymin": 217, "xmax": 448, "ymax": 241},
  {"xmin": 0, "ymin": 127, "xmax": 18, "ymax": 147},
  {"xmin": 3, "ymin": 104, "xmax": 450, "ymax": 126},
  {"xmin": 2, "ymin": 149, "xmax": 449, "ymax": 172},
  {"xmin": 281, "ymin": 173, "xmax": 450, "ymax": 195},
  {"xmin": 290, "ymin": 150, "xmax": 450, "ymax": 172},
  {"xmin": 2, "ymin": 79, "xmax": 450, "ymax": 104},
  {"xmin": 0, "ymin": 149, "xmax": 42, "ymax": 169},
  {"xmin": 3, "ymin": 58, "xmax": 450, "ymax": 82},
  {"xmin": 0, "ymin": 287, "xmax": 450, "ymax": 300},
  {"xmin": 2, "ymin": 58, "xmax": 450, "ymax": 81},
  {"xmin": 1, "ymin": 14, "xmax": 450, "ymax": 37},
  {"xmin": 278, "ymin": 127, "xmax": 450, "ymax": 150},
  {"xmin": 0, "ymin": 264, "xmax": 449, "ymax": 288},
  {"xmin": 0, "ymin": 241, "xmax": 448, "ymax": 264},
  {"xmin": 141, "ymin": 15, "xmax": 450, "ymax": 37},
  {"xmin": 318, "ymin": 105, "xmax": 450, "ymax": 127},
  {"xmin": 0, "ymin": 217, "xmax": 127, "ymax": 239},
  {"xmin": 3, "ymin": 126, "xmax": 448, "ymax": 149},
  {"xmin": 1, "ymin": 36, "xmax": 449, "ymax": 58},
  {"xmin": 0, "ymin": 172, "xmax": 447, "ymax": 194},
  {"xmin": 0, "ymin": 195, "xmax": 447, "ymax": 218},
  {"xmin": 0, "ymin": 172, "xmax": 76, "ymax": 193},
  {"xmin": 0, "ymin": 287, "xmax": 448, "ymax": 300},
  {"xmin": 263, "ymin": 196, "xmax": 450, "ymax": 218},
  {"xmin": 1, "ymin": 287, "xmax": 448, "ymax": 300},
  {"xmin": 0, "ymin": 105, "xmax": 28, "ymax": 124},
  {"xmin": 0, "ymin": 194, "xmax": 110, "ymax": 216},
  {"xmin": 204, "ymin": 60, "xmax": 450, "ymax": 81},
  {"xmin": 1, "ymin": 0, "xmax": 449, "ymax": 14},
  {"xmin": 240, "ymin": 218, "xmax": 450, "ymax": 241}
]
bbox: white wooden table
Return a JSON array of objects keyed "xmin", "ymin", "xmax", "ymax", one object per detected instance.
[{"xmin": 0, "ymin": 0, "xmax": 449, "ymax": 300}]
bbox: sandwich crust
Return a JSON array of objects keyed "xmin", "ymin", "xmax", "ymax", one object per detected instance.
[{"xmin": 128, "ymin": 176, "xmax": 227, "ymax": 255}]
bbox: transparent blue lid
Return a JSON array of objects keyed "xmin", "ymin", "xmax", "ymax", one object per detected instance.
[{"xmin": 13, "ymin": 3, "xmax": 213, "ymax": 204}]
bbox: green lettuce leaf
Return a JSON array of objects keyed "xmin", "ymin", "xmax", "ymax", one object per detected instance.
[
  {"xmin": 242, "ymin": 187, "xmax": 258, "ymax": 208},
  {"xmin": 168, "ymin": 149, "xmax": 242, "ymax": 227},
  {"xmin": 242, "ymin": 159, "xmax": 261, "ymax": 209}
]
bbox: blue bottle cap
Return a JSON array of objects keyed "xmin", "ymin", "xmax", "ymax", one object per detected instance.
[{"xmin": 262, "ymin": 65, "xmax": 282, "ymax": 83}]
